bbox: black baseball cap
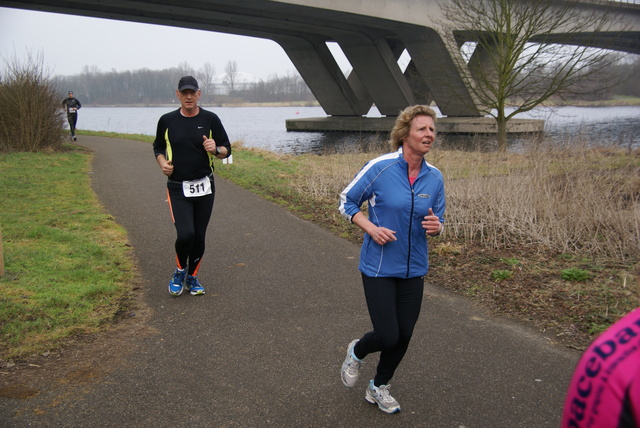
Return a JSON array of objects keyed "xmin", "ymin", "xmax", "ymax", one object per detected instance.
[{"xmin": 178, "ymin": 76, "xmax": 199, "ymax": 92}]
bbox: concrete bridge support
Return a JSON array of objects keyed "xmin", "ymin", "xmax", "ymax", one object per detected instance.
[
  {"xmin": 336, "ymin": 33, "xmax": 415, "ymax": 116},
  {"xmin": 396, "ymin": 26, "xmax": 484, "ymax": 117},
  {"xmin": 275, "ymin": 36, "xmax": 372, "ymax": 116}
]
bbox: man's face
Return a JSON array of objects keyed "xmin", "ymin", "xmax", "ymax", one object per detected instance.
[
  {"xmin": 176, "ymin": 89, "xmax": 201, "ymax": 111},
  {"xmin": 68, "ymin": 92, "xmax": 74, "ymax": 98}
]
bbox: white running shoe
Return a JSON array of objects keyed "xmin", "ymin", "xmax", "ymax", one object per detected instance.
[
  {"xmin": 365, "ymin": 380, "xmax": 401, "ymax": 414},
  {"xmin": 341, "ymin": 339, "xmax": 362, "ymax": 387}
]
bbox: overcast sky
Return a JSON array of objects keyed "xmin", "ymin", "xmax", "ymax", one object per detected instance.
[{"xmin": 0, "ymin": 6, "xmax": 323, "ymax": 81}]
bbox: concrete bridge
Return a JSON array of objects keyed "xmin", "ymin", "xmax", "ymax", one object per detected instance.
[{"xmin": 2, "ymin": 0, "xmax": 639, "ymax": 133}]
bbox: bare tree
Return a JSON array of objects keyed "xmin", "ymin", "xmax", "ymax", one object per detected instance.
[
  {"xmin": 438, "ymin": 0, "xmax": 630, "ymax": 151},
  {"xmin": 176, "ymin": 61, "xmax": 194, "ymax": 78},
  {"xmin": 197, "ymin": 61, "xmax": 216, "ymax": 103},
  {"xmin": 223, "ymin": 60, "xmax": 239, "ymax": 94},
  {"xmin": 54, "ymin": 66, "xmax": 315, "ymax": 105}
]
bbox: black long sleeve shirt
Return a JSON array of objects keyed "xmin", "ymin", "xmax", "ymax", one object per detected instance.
[{"xmin": 153, "ymin": 108, "xmax": 231, "ymax": 182}]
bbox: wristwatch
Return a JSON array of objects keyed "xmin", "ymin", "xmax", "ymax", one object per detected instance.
[{"xmin": 215, "ymin": 146, "xmax": 220, "ymax": 155}]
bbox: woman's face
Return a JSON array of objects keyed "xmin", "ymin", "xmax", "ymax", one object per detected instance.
[{"xmin": 402, "ymin": 114, "xmax": 436, "ymax": 157}]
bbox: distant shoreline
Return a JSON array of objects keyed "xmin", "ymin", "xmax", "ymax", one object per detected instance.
[
  {"xmin": 83, "ymin": 101, "xmax": 321, "ymax": 108},
  {"xmin": 81, "ymin": 98, "xmax": 640, "ymax": 108}
]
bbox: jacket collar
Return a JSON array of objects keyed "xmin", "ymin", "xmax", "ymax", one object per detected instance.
[{"xmin": 397, "ymin": 146, "xmax": 429, "ymax": 175}]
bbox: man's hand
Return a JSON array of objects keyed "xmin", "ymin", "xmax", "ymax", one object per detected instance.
[
  {"xmin": 203, "ymin": 135, "xmax": 217, "ymax": 153},
  {"xmin": 156, "ymin": 154, "xmax": 174, "ymax": 177}
]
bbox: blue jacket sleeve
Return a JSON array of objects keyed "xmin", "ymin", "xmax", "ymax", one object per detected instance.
[
  {"xmin": 433, "ymin": 181, "xmax": 446, "ymax": 224},
  {"xmin": 338, "ymin": 162, "xmax": 375, "ymax": 222}
]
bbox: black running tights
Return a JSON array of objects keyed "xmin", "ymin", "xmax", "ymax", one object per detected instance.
[
  {"xmin": 354, "ymin": 274, "xmax": 424, "ymax": 386},
  {"xmin": 67, "ymin": 113, "xmax": 78, "ymax": 135},
  {"xmin": 167, "ymin": 180, "xmax": 215, "ymax": 276}
]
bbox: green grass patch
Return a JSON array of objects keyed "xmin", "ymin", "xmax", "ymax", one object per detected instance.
[
  {"xmin": 491, "ymin": 270, "xmax": 514, "ymax": 281},
  {"xmin": 561, "ymin": 268, "xmax": 592, "ymax": 282},
  {"xmin": 79, "ymin": 129, "xmax": 154, "ymax": 143},
  {"xmin": 215, "ymin": 147, "xmax": 301, "ymax": 201},
  {"xmin": 0, "ymin": 146, "xmax": 136, "ymax": 361}
]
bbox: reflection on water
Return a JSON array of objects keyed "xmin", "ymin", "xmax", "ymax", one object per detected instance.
[
  {"xmin": 287, "ymin": 132, "xmax": 390, "ymax": 155},
  {"xmin": 79, "ymin": 105, "xmax": 639, "ymax": 154}
]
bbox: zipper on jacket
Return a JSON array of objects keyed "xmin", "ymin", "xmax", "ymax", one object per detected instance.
[{"xmin": 406, "ymin": 185, "xmax": 415, "ymax": 278}]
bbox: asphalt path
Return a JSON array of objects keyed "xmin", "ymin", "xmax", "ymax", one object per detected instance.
[{"xmin": 1, "ymin": 135, "xmax": 580, "ymax": 427}]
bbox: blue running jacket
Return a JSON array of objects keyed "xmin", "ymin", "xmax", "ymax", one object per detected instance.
[{"xmin": 339, "ymin": 148, "xmax": 445, "ymax": 278}]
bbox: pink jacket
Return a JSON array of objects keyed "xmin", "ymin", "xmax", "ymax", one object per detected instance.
[{"xmin": 561, "ymin": 308, "xmax": 640, "ymax": 427}]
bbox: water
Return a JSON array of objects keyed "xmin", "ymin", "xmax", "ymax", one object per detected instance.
[
  {"xmin": 514, "ymin": 106, "xmax": 640, "ymax": 150},
  {"xmin": 76, "ymin": 105, "xmax": 640, "ymax": 154}
]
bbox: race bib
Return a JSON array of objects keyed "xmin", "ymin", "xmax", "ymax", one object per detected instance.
[
  {"xmin": 68, "ymin": 107, "xmax": 77, "ymax": 113},
  {"xmin": 182, "ymin": 176, "xmax": 212, "ymax": 197}
]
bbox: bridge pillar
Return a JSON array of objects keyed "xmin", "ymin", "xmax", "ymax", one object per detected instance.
[
  {"xmin": 386, "ymin": 38, "xmax": 434, "ymax": 107},
  {"xmin": 397, "ymin": 26, "xmax": 485, "ymax": 117},
  {"xmin": 467, "ymin": 38, "xmax": 502, "ymax": 90},
  {"xmin": 404, "ymin": 61, "xmax": 434, "ymax": 106},
  {"xmin": 274, "ymin": 36, "xmax": 372, "ymax": 116},
  {"xmin": 337, "ymin": 33, "xmax": 416, "ymax": 116}
]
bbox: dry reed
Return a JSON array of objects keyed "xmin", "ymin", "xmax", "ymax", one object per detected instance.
[{"xmin": 294, "ymin": 141, "xmax": 640, "ymax": 263}]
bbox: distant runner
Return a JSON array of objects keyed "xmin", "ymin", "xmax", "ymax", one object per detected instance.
[
  {"xmin": 561, "ymin": 308, "xmax": 640, "ymax": 428},
  {"xmin": 61, "ymin": 91, "xmax": 81, "ymax": 141}
]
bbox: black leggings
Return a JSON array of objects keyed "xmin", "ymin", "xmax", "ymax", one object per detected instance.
[
  {"xmin": 167, "ymin": 179, "xmax": 215, "ymax": 276},
  {"xmin": 354, "ymin": 274, "xmax": 424, "ymax": 386},
  {"xmin": 67, "ymin": 113, "xmax": 78, "ymax": 135}
]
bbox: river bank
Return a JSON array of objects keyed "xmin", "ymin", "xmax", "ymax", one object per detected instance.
[
  {"xmin": 80, "ymin": 97, "xmax": 640, "ymax": 108},
  {"xmin": 81, "ymin": 100, "xmax": 321, "ymax": 108},
  {"xmin": 76, "ymin": 104, "xmax": 640, "ymax": 154}
]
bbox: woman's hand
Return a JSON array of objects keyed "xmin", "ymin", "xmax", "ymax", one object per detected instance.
[
  {"xmin": 352, "ymin": 212, "xmax": 397, "ymax": 245},
  {"xmin": 369, "ymin": 226, "xmax": 398, "ymax": 246},
  {"xmin": 422, "ymin": 208, "xmax": 443, "ymax": 236}
]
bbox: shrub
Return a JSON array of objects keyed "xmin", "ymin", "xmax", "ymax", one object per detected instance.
[{"xmin": 0, "ymin": 51, "xmax": 65, "ymax": 152}]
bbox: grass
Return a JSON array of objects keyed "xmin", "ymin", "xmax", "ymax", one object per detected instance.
[
  {"xmin": 0, "ymin": 144, "xmax": 136, "ymax": 361},
  {"xmin": 80, "ymin": 129, "xmax": 154, "ymax": 143}
]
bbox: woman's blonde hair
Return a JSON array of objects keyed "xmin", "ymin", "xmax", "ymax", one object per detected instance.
[{"xmin": 389, "ymin": 105, "xmax": 437, "ymax": 151}]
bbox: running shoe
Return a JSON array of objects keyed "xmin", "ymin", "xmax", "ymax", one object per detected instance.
[
  {"xmin": 168, "ymin": 268, "xmax": 186, "ymax": 296},
  {"xmin": 186, "ymin": 275, "xmax": 205, "ymax": 295},
  {"xmin": 365, "ymin": 380, "xmax": 401, "ymax": 414},
  {"xmin": 341, "ymin": 339, "xmax": 362, "ymax": 387}
]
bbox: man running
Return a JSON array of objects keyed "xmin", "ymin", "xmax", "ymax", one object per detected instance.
[
  {"xmin": 61, "ymin": 91, "xmax": 81, "ymax": 140},
  {"xmin": 152, "ymin": 75, "xmax": 232, "ymax": 296}
]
